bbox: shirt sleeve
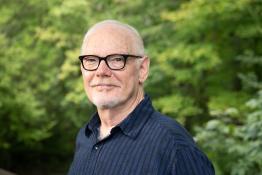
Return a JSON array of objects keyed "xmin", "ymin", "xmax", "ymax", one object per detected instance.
[{"xmin": 172, "ymin": 145, "xmax": 215, "ymax": 175}]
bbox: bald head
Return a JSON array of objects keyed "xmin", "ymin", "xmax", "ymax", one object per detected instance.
[{"xmin": 81, "ymin": 20, "xmax": 145, "ymax": 56}]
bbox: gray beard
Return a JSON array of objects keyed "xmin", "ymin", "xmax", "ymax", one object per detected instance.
[{"xmin": 94, "ymin": 99, "xmax": 120, "ymax": 109}]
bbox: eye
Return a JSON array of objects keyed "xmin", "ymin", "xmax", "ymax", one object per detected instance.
[
  {"xmin": 109, "ymin": 55, "xmax": 124, "ymax": 62},
  {"xmin": 83, "ymin": 56, "xmax": 98, "ymax": 63}
]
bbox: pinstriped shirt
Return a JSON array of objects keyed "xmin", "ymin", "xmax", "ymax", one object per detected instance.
[{"xmin": 68, "ymin": 95, "xmax": 215, "ymax": 175}]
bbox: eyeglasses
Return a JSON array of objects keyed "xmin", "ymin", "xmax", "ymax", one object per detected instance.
[{"xmin": 79, "ymin": 54, "xmax": 143, "ymax": 71}]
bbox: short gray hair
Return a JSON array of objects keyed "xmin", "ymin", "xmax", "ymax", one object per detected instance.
[{"xmin": 81, "ymin": 19, "xmax": 145, "ymax": 56}]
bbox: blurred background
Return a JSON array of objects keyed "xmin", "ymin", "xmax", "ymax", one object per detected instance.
[{"xmin": 0, "ymin": 0, "xmax": 261, "ymax": 174}]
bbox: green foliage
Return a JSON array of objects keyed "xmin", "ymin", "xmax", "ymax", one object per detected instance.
[
  {"xmin": 154, "ymin": 94, "xmax": 202, "ymax": 124},
  {"xmin": 0, "ymin": 0, "xmax": 92, "ymax": 171},
  {"xmin": 153, "ymin": 0, "xmax": 261, "ymax": 125},
  {"xmin": 196, "ymin": 90, "xmax": 262, "ymax": 175},
  {"xmin": 0, "ymin": 0, "xmax": 261, "ymax": 174}
]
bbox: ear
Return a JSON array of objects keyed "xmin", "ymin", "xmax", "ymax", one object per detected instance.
[{"xmin": 139, "ymin": 56, "xmax": 150, "ymax": 84}]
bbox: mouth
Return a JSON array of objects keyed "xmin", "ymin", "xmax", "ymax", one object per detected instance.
[{"xmin": 91, "ymin": 84, "xmax": 119, "ymax": 91}]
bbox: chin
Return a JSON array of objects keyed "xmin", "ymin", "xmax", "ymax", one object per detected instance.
[
  {"xmin": 90, "ymin": 94, "xmax": 123, "ymax": 109},
  {"xmin": 89, "ymin": 90, "xmax": 134, "ymax": 110},
  {"xmin": 93, "ymin": 99, "xmax": 121, "ymax": 109}
]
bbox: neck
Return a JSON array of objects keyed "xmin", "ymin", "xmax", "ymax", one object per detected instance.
[{"xmin": 97, "ymin": 88, "xmax": 144, "ymax": 135}]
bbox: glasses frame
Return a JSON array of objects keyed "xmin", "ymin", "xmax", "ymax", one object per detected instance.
[{"xmin": 79, "ymin": 54, "xmax": 143, "ymax": 71}]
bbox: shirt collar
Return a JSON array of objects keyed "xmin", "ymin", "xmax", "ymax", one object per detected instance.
[
  {"xmin": 85, "ymin": 112, "xmax": 100, "ymax": 137},
  {"xmin": 85, "ymin": 94, "xmax": 154, "ymax": 139}
]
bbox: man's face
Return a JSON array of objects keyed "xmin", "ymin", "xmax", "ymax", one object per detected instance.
[{"xmin": 80, "ymin": 26, "xmax": 148, "ymax": 109}]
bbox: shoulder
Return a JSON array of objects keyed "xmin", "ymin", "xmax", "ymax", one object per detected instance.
[
  {"xmin": 149, "ymin": 111, "xmax": 195, "ymax": 145},
  {"xmin": 171, "ymin": 144, "xmax": 215, "ymax": 174},
  {"xmin": 148, "ymin": 112, "xmax": 215, "ymax": 174}
]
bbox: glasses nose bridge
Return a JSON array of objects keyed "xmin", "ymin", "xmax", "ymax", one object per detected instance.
[{"xmin": 97, "ymin": 56, "xmax": 110, "ymax": 70}]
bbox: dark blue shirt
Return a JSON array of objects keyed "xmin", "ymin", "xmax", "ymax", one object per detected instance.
[{"xmin": 68, "ymin": 95, "xmax": 215, "ymax": 175}]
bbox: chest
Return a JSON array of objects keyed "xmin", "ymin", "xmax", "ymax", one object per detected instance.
[{"xmin": 71, "ymin": 133, "xmax": 171, "ymax": 175}]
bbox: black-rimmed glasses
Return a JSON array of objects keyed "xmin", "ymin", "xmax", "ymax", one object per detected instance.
[{"xmin": 79, "ymin": 54, "xmax": 143, "ymax": 71}]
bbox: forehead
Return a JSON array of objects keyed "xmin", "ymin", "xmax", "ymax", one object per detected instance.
[{"xmin": 81, "ymin": 25, "xmax": 135, "ymax": 56}]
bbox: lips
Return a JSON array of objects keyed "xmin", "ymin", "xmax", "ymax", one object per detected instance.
[
  {"xmin": 91, "ymin": 83, "xmax": 119, "ymax": 91},
  {"xmin": 91, "ymin": 83, "xmax": 117, "ymax": 87}
]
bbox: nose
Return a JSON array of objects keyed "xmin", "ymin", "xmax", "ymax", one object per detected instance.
[{"xmin": 95, "ymin": 60, "xmax": 112, "ymax": 77}]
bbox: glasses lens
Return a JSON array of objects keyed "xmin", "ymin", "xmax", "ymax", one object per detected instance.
[
  {"xmin": 107, "ymin": 55, "xmax": 125, "ymax": 69},
  {"xmin": 82, "ymin": 56, "xmax": 99, "ymax": 70}
]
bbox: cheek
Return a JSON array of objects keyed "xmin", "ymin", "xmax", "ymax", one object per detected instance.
[
  {"xmin": 121, "ymin": 71, "xmax": 139, "ymax": 90},
  {"xmin": 81, "ymin": 73, "xmax": 92, "ymax": 89},
  {"xmin": 81, "ymin": 67, "xmax": 93, "ymax": 80},
  {"xmin": 82, "ymin": 75, "xmax": 93, "ymax": 100}
]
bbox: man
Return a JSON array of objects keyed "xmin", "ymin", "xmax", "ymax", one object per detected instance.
[{"xmin": 68, "ymin": 20, "xmax": 215, "ymax": 175}]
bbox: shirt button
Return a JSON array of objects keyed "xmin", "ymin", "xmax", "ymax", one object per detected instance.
[{"xmin": 95, "ymin": 146, "xmax": 98, "ymax": 150}]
